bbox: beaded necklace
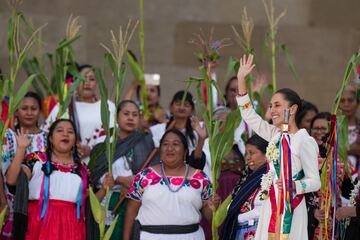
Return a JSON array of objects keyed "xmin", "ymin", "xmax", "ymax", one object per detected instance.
[{"xmin": 160, "ymin": 163, "xmax": 189, "ymax": 193}]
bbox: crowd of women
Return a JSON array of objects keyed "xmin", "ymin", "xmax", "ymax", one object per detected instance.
[{"xmin": 0, "ymin": 55, "xmax": 359, "ymax": 240}]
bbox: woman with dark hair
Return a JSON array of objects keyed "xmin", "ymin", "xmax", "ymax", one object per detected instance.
[
  {"xmin": 296, "ymin": 100, "xmax": 319, "ymax": 133},
  {"xmin": 224, "ymin": 76, "xmax": 239, "ymax": 111},
  {"xmin": 124, "ymin": 73, "xmax": 168, "ymax": 129},
  {"xmin": 123, "ymin": 128, "xmax": 220, "ymax": 240},
  {"xmin": 42, "ymin": 64, "xmax": 116, "ymax": 165},
  {"xmin": 6, "ymin": 119, "xmax": 88, "ymax": 239},
  {"xmin": 1, "ymin": 91, "xmax": 47, "ymax": 239},
  {"xmin": 150, "ymin": 90, "xmax": 208, "ymax": 170},
  {"xmin": 88, "ymin": 100, "xmax": 156, "ymax": 240},
  {"xmin": 236, "ymin": 55, "xmax": 320, "ymax": 239},
  {"xmin": 221, "ymin": 135, "xmax": 268, "ymax": 240}
]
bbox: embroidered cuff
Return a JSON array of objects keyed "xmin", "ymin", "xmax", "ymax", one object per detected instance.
[
  {"xmin": 295, "ymin": 180, "xmax": 307, "ymax": 194},
  {"xmin": 236, "ymin": 94, "xmax": 252, "ymax": 110}
]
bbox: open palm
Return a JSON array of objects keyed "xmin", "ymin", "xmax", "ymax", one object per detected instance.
[{"xmin": 237, "ymin": 54, "xmax": 255, "ymax": 80}]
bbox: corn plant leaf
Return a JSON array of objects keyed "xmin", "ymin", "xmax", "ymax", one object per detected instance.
[
  {"xmin": 195, "ymin": 81, "xmax": 210, "ymax": 125},
  {"xmin": 213, "ymin": 194, "xmax": 232, "ymax": 228},
  {"xmin": 96, "ymin": 69, "xmax": 110, "ymax": 132},
  {"xmin": 89, "ymin": 187, "xmax": 106, "ymax": 224},
  {"xmin": 280, "ymin": 44, "xmax": 299, "ymax": 82},
  {"xmin": 127, "ymin": 51, "xmax": 148, "ymax": 117},
  {"xmin": 103, "ymin": 214, "xmax": 120, "ymax": 240},
  {"xmin": 225, "ymin": 56, "xmax": 239, "ymax": 78},
  {"xmin": 337, "ymin": 114, "xmax": 349, "ymax": 174},
  {"xmin": 0, "ymin": 207, "xmax": 8, "ymax": 229},
  {"xmin": 58, "ymin": 79, "xmax": 82, "ymax": 117},
  {"xmin": 12, "ymin": 74, "xmax": 37, "ymax": 115},
  {"xmin": 57, "ymin": 35, "xmax": 81, "ymax": 50}
]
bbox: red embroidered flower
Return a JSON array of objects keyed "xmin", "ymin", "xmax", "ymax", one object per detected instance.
[
  {"xmin": 190, "ymin": 179, "xmax": 201, "ymax": 189},
  {"xmin": 203, "ymin": 179, "xmax": 209, "ymax": 187},
  {"xmin": 151, "ymin": 176, "xmax": 161, "ymax": 185},
  {"xmin": 243, "ymin": 102, "xmax": 251, "ymax": 109},
  {"xmin": 141, "ymin": 179, "xmax": 149, "ymax": 187},
  {"xmin": 171, "ymin": 177, "xmax": 184, "ymax": 186},
  {"xmin": 244, "ymin": 230, "xmax": 256, "ymax": 240},
  {"xmin": 145, "ymin": 172, "xmax": 157, "ymax": 180},
  {"xmin": 128, "ymin": 185, "xmax": 135, "ymax": 194},
  {"xmin": 134, "ymin": 174, "xmax": 141, "ymax": 182},
  {"xmin": 193, "ymin": 172, "xmax": 204, "ymax": 180}
]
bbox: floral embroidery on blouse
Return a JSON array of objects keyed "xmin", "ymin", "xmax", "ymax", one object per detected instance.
[{"xmin": 127, "ymin": 167, "xmax": 213, "ymax": 201}]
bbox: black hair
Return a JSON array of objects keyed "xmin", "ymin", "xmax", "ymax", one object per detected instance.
[
  {"xmin": 15, "ymin": 91, "xmax": 42, "ymax": 130},
  {"xmin": 116, "ymin": 99, "xmax": 140, "ymax": 115},
  {"xmin": 136, "ymin": 85, "xmax": 161, "ymax": 101},
  {"xmin": 310, "ymin": 112, "xmax": 331, "ymax": 130},
  {"xmin": 295, "ymin": 100, "xmax": 319, "ymax": 127},
  {"xmin": 275, "ymin": 88, "xmax": 303, "ymax": 127},
  {"xmin": 246, "ymin": 134, "xmax": 269, "ymax": 154},
  {"xmin": 43, "ymin": 119, "xmax": 81, "ymax": 176},
  {"xmin": 166, "ymin": 90, "xmax": 196, "ymax": 146},
  {"xmin": 77, "ymin": 64, "xmax": 94, "ymax": 73},
  {"xmin": 159, "ymin": 128, "xmax": 189, "ymax": 161}
]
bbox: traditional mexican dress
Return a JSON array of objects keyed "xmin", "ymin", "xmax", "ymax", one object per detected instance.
[
  {"xmin": 127, "ymin": 167, "xmax": 213, "ymax": 240},
  {"xmin": 1, "ymin": 129, "xmax": 47, "ymax": 239},
  {"xmin": 41, "ymin": 100, "xmax": 116, "ymax": 164},
  {"xmin": 23, "ymin": 152, "xmax": 88, "ymax": 240},
  {"xmin": 221, "ymin": 164, "xmax": 267, "ymax": 240},
  {"xmin": 88, "ymin": 131, "xmax": 156, "ymax": 240},
  {"xmin": 237, "ymin": 94, "xmax": 321, "ymax": 240}
]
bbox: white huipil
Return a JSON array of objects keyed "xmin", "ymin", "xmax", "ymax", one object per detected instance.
[
  {"xmin": 237, "ymin": 94, "xmax": 321, "ymax": 240},
  {"xmin": 41, "ymin": 100, "xmax": 116, "ymax": 164}
]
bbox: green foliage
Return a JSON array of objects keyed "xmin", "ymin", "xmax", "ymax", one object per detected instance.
[{"xmin": 213, "ymin": 194, "xmax": 232, "ymax": 228}]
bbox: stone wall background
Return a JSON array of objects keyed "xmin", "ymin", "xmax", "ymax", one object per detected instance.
[{"xmin": 1, "ymin": 0, "xmax": 359, "ymax": 112}]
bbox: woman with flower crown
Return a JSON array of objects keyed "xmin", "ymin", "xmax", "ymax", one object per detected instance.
[{"xmin": 236, "ymin": 54, "xmax": 321, "ymax": 240}]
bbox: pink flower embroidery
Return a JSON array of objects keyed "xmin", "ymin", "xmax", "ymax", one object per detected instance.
[
  {"xmin": 193, "ymin": 172, "xmax": 204, "ymax": 180},
  {"xmin": 151, "ymin": 176, "xmax": 161, "ymax": 185},
  {"xmin": 141, "ymin": 179, "xmax": 149, "ymax": 187},
  {"xmin": 203, "ymin": 180, "xmax": 209, "ymax": 187},
  {"xmin": 190, "ymin": 179, "xmax": 201, "ymax": 189},
  {"xmin": 171, "ymin": 177, "xmax": 184, "ymax": 186},
  {"xmin": 134, "ymin": 174, "xmax": 141, "ymax": 182},
  {"xmin": 128, "ymin": 185, "xmax": 135, "ymax": 194},
  {"xmin": 145, "ymin": 172, "xmax": 157, "ymax": 180}
]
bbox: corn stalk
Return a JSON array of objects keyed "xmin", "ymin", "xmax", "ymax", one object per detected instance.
[
  {"xmin": 0, "ymin": 1, "xmax": 45, "ymax": 230},
  {"xmin": 89, "ymin": 20, "xmax": 138, "ymax": 240},
  {"xmin": 263, "ymin": 0, "xmax": 286, "ymax": 93}
]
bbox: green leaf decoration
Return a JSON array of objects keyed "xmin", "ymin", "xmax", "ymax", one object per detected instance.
[
  {"xmin": 12, "ymin": 74, "xmax": 37, "ymax": 115},
  {"xmin": 213, "ymin": 194, "xmax": 232, "ymax": 228},
  {"xmin": 103, "ymin": 214, "xmax": 120, "ymax": 240},
  {"xmin": 89, "ymin": 187, "xmax": 106, "ymax": 226},
  {"xmin": 280, "ymin": 44, "xmax": 299, "ymax": 82}
]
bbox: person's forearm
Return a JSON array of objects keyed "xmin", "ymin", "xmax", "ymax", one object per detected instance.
[
  {"xmin": 123, "ymin": 200, "xmax": 140, "ymax": 240},
  {"xmin": 6, "ymin": 147, "xmax": 26, "ymax": 185},
  {"xmin": 237, "ymin": 75, "xmax": 247, "ymax": 95},
  {"xmin": 201, "ymin": 204, "xmax": 213, "ymax": 222},
  {"xmin": 193, "ymin": 138, "xmax": 205, "ymax": 159},
  {"xmin": 95, "ymin": 188, "xmax": 106, "ymax": 201}
]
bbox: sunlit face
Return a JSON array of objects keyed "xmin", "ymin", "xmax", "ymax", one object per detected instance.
[
  {"xmin": 170, "ymin": 100, "xmax": 193, "ymax": 119},
  {"xmin": 146, "ymin": 85, "xmax": 160, "ymax": 107},
  {"xmin": 300, "ymin": 110, "xmax": 317, "ymax": 133},
  {"xmin": 269, "ymin": 93, "xmax": 297, "ymax": 128},
  {"xmin": 339, "ymin": 90, "xmax": 358, "ymax": 119},
  {"xmin": 160, "ymin": 132, "xmax": 186, "ymax": 168},
  {"xmin": 117, "ymin": 103, "xmax": 140, "ymax": 133},
  {"xmin": 15, "ymin": 97, "xmax": 41, "ymax": 128},
  {"xmin": 310, "ymin": 118, "xmax": 328, "ymax": 145},
  {"xmin": 78, "ymin": 68, "xmax": 97, "ymax": 100},
  {"xmin": 50, "ymin": 121, "xmax": 76, "ymax": 154},
  {"xmin": 245, "ymin": 144, "xmax": 266, "ymax": 171},
  {"xmin": 226, "ymin": 79, "xmax": 238, "ymax": 110}
]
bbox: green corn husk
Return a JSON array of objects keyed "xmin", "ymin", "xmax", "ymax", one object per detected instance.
[
  {"xmin": 213, "ymin": 194, "xmax": 232, "ymax": 228},
  {"xmin": 89, "ymin": 187, "xmax": 106, "ymax": 239},
  {"xmin": 89, "ymin": 21, "xmax": 137, "ymax": 239},
  {"xmin": 187, "ymin": 64, "xmax": 241, "ymax": 240}
]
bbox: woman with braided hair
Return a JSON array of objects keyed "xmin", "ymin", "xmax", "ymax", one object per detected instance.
[{"xmin": 6, "ymin": 119, "xmax": 88, "ymax": 240}]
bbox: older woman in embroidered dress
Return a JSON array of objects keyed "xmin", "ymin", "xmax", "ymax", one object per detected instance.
[
  {"xmin": 236, "ymin": 54, "xmax": 321, "ymax": 240},
  {"xmin": 123, "ymin": 128, "xmax": 220, "ymax": 240}
]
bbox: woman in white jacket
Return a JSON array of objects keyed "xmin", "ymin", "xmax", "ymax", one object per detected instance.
[{"xmin": 236, "ymin": 54, "xmax": 321, "ymax": 240}]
